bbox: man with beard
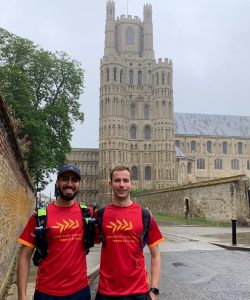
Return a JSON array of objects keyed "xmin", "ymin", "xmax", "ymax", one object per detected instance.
[{"xmin": 17, "ymin": 165, "xmax": 91, "ymax": 300}]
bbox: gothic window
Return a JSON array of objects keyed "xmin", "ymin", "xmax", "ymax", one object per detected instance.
[
  {"xmin": 222, "ymin": 141, "xmax": 228, "ymax": 154},
  {"xmin": 162, "ymin": 72, "xmax": 165, "ymax": 85},
  {"xmin": 120, "ymin": 69, "xmax": 123, "ymax": 83},
  {"xmin": 187, "ymin": 162, "xmax": 192, "ymax": 174},
  {"xmin": 129, "ymin": 70, "xmax": 133, "ymax": 85},
  {"xmin": 175, "ymin": 140, "xmax": 181, "ymax": 148},
  {"xmin": 131, "ymin": 166, "xmax": 138, "ymax": 180},
  {"xmin": 130, "ymin": 125, "xmax": 137, "ymax": 139},
  {"xmin": 145, "ymin": 166, "xmax": 151, "ymax": 180},
  {"xmin": 130, "ymin": 104, "xmax": 135, "ymax": 120},
  {"xmin": 156, "ymin": 72, "xmax": 159, "ymax": 85},
  {"xmin": 191, "ymin": 140, "xmax": 196, "ymax": 152},
  {"xmin": 101, "ymin": 70, "xmax": 104, "ymax": 84},
  {"xmin": 247, "ymin": 160, "xmax": 250, "ymax": 170},
  {"xmin": 207, "ymin": 141, "xmax": 212, "ymax": 153},
  {"xmin": 167, "ymin": 72, "xmax": 171, "ymax": 85},
  {"xmin": 214, "ymin": 159, "xmax": 223, "ymax": 169},
  {"xmin": 144, "ymin": 105, "xmax": 149, "ymax": 120},
  {"xmin": 138, "ymin": 70, "xmax": 142, "ymax": 86},
  {"xmin": 144, "ymin": 125, "xmax": 151, "ymax": 139},
  {"xmin": 125, "ymin": 27, "xmax": 134, "ymax": 44},
  {"xmin": 237, "ymin": 142, "xmax": 243, "ymax": 154},
  {"xmin": 231, "ymin": 159, "xmax": 239, "ymax": 170},
  {"xmin": 106, "ymin": 68, "xmax": 109, "ymax": 81},
  {"xmin": 114, "ymin": 67, "xmax": 117, "ymax": 81},
  {"xmin": 197, "ymin": 158, "xmax": 205, "ymax": 169}
]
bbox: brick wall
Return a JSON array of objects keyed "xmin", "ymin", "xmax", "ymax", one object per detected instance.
[
  {"xmin": 134, "ymin": 175, "xmax": 250, "ymax": 225},
  {"xmin": 0, "ymin": 95, "xmax": 34, "ymax": 298}
]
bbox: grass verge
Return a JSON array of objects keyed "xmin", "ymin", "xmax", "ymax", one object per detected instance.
[{"xmin": 154, "ymin": 213, "xmax": 230, "ymax": 227}]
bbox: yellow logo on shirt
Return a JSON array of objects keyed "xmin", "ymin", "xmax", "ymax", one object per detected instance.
[
  {"xmin": 52, "ymin": 219, "xmax": 80, "ymax": 233},
  {"xmin": 106, "ymin": 219, "xmax": 133, "ymax": 233}
]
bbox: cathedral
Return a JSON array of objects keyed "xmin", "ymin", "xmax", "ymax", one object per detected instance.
[{"xmin": 67, "ymin": 1, "xmax": 250, "ymax": 203}]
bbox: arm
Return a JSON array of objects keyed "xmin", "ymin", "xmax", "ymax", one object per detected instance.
[
  {"xmin": 17, "ymin": 245, "xmax": 34, "ymax": 300},
  {"xmin": 149, "ymin": 245, "xmax": 161, "ymax": 300}
]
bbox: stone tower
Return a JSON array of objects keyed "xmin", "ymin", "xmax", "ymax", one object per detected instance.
[{"xmin": 99, "ymin": 0, "xmax": 176, "ymax": 200}]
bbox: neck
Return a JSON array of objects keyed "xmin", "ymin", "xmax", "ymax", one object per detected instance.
[
  {"xmin": 112, "ymin": 197, "xmax": 133, "ymax": 207},
  {"xmin": 55, "ymin": 197, "xmax": 75, "ymax": 207}
]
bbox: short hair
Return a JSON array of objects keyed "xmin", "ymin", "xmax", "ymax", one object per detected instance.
[{"xmin": 110, "ymin": 166, "xmax": 131, "ymax": 181}]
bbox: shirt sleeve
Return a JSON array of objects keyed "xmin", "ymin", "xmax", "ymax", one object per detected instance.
[
  {"xmin": 147, "ymin": 217, "xmax": 164, "ymax": 248},
  {"xmin": 17, "ymin": 213, "xmax": 37, "ymax": 248}
]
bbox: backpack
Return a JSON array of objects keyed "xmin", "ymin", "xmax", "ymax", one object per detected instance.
[
  {"xmin": 96, "ymin": 207, "xmax": 151, "ymax": 249},
  {"xmin": 32, "ymin": 203, "xmax": 95, "ymax": 266}
]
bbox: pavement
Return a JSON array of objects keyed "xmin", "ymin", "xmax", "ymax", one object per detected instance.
[{"xmin": 4, "ymin": 225, "xmax": 250, "ymax": 299}]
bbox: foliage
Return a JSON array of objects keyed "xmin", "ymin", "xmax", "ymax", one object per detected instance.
[{"xmin": 0, "ymin": 28, "xmax": 84, "ymax": 192}]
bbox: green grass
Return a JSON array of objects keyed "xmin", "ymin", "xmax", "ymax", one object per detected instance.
[{"xmin": 154, "ymin": 213, "xmax": 231, "ymax": 227}]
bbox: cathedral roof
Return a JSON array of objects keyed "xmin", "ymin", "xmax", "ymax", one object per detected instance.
[{"xmin": 174, "ymin": 112, "xmax": 250, "ymax": 138}]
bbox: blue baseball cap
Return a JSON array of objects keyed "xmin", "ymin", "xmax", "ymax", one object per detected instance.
[{"xmin": 57, "ymin": 165, "xmax": 81, "ymax": 180}]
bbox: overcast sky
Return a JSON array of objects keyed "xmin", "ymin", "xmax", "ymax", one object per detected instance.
[{"xmin": 1, "ymin": 0, "xmax": 250, "ymax": 196}]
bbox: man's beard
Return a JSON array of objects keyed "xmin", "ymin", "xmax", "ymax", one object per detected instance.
[{"xmin": 57, "ymin": 186, "xmax": 78, "ymax": 201}]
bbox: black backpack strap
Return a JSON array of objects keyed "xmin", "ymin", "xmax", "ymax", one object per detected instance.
[
  {"xmin": 79, "ymin": 203, "xmax": 95, "ymax": 254},
  {"xmin": 140, "ymin": 208, "xmax": 151, "ymax": 249},
  {"xmin": 32, "ymin": 207, "xmax": 49, "ymax": 266},
  {"xmin": 97, "ymin": 207, "xmax": 106, "ymax": 244}
]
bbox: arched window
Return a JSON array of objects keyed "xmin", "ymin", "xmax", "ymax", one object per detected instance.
[
  {"xmin": 125, "ymin": 27, "xmax": 134, "ymax": 44},
  {"xmin": 144, "ymin": 105, "xmax": 149, "ymax": 120},
  {"xmin": 175, "ymin": 140, "xmax": 181, "ymax": 148},
  {"xmin": 129, "ymin": 70, "xmax": 133, "ymax": 85},
  {"xmin": 144, "ymin": 125, "xmax": 151, "ymax": 139},
  {"xmin": 130, "ymin": 104, "xmax": 135, "ymax": 120},
  {"xmin": 114, "ymin": 67, "xmax": 117, "ymax": 81},
  {"xmin": 130, "ymin": 125, "xmax": 136, "ymax": 139},
  {"xmin": 247, "ymin": 160, "xmax": 250, "ymax": 170},
  {"xmin": 214, "ymin": 159, "xmax": 223, "ymax": 169},
  {"xmin": 207, "ymin": 141, "xmax": 212, "ymax": 153},
  {"xmin": 187, "ymin": 162, "xmax": 192, "ymax": 174},
  {"xmin": 120, "ymin": 69, "xmax": 123, "ymax": 83},
  {"xmin": 145, "ymin": 166, "xmax": 151, "ymax": 180},
  {"xmin": 106, "ymin": 68, "xmax": 109, "ymax": 81},
  {"xmin": 167, "ymin": 72, "xmax": 171, "ymax": 85},
  {"xmin": 138, "ymin": 70, "xmax": 142, "ymax": 86},
  {"xmin": 161, "ymin": 71, "xmax": 165, "ymax": 85},
  {"xmin": 238, "ymin": 142, "xmax": 243, "ymax": 154},
  {"xmin": 191, "ymin": 141, "xmax": 196, "ymax": 152},
  {"xmin": 197, "ymin": 158, "xmax": 205, "ymax": 169},
  {"xmin": 156, "ymin": 72, "xmax": 159, "ymax": 85},
  {"xmin": 222, "ymin": 141, "xmax": 228, "ymax": 154},
  {"xmin": 131, "ymin": 166, "xmax": 138, "ymax": 180},
  {"xmin": 231, "ymin": 159, "xmax": 239, "ymax": 170}
]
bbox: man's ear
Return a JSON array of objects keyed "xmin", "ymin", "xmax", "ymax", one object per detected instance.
[{"xmin": 108, "ymin": 180, "xmax": 112, "ymax": 187}]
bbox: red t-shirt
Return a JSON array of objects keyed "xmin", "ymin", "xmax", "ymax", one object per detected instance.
[
  {"xmin": 97, "ymin": 202, "xmax": 164, "ymax": 296},
  {"xmin": 18, "ymin": 201, "xmax": 89, "ymax": 296}
]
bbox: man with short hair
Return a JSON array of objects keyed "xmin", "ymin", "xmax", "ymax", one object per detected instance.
[
  {"xmin": 17, "ymin": 165, "xmax": 91, "ymax": 300},
  {"xmin": 95, "ymin": 166, "xmax": 164, "ymax": 300}
]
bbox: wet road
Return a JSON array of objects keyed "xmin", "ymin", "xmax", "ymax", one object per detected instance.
[{"xmin": 90, "ymin": 233, "xmax": 250, "ymax": 300}]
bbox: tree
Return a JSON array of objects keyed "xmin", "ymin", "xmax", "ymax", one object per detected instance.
[{"xmin": 0, "ymin": 28, "xmax": 84, "ymax": 192}]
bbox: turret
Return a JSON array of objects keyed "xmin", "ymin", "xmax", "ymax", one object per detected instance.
[
  {"xmin": 143, "ymin": 4, "xmax": 154, "ymax": 59},
  {"xmin": 105, "ymin": 0, "xmax": 116, "ymax": 56}
]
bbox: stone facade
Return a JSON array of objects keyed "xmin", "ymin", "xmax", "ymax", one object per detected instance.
[
  {"xmin": 134, "ymin": 175, "xmax": 250, "ymax": 225},
  {"xmin": 66, "ymin": 148, "xmax": 99, "ymax": 204},
  {"xmin": 67, "ymin": 1, "xmax": 250, "ymax": 216},
  {"xmin": 98, "ymin": 1, "xmax": 176, "ymax": 199},
  {"xmin": 0, "ymin": 94, "xmax": 34, "ymax": 298}
]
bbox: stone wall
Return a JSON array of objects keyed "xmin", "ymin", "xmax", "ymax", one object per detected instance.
[
  {"xmin": 134, "ymin": 175, "xmax": 250, "ymax": 225},
  {"xmin": 0, "ymin": 95, "xmax": 34, "ymax": 298}
]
